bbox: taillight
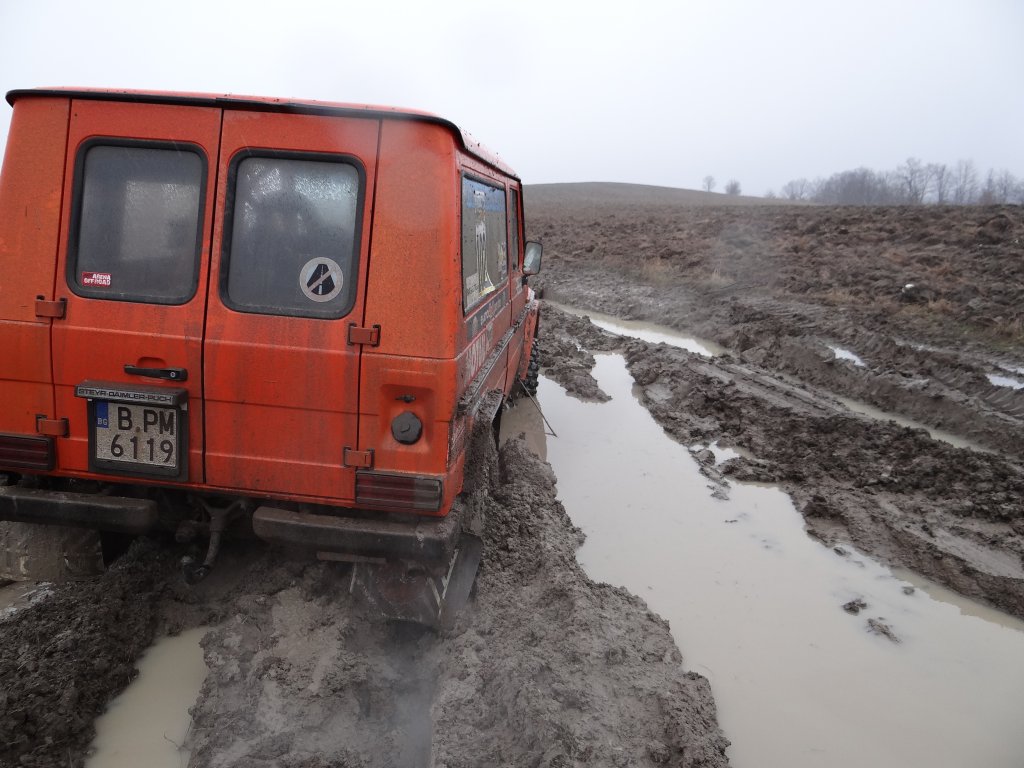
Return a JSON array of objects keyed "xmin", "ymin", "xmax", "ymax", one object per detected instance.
[
  {"xmin": 356, "ymin": 472, "xmax": 443, "ymax": 513},
  {"xmin": 0, "ymin": 434, "xmax": 55, "ymax": 471}
]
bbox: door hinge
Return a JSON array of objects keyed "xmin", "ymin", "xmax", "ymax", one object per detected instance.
[
  {"xmin": 347, "ymin": 323, "xmax": 381, "ymax": 347},
  {"xmin": 35, "ymin": 296, "xmax": 67, "ymax": 319},
  {"xmin": 35, "ymin": 416, "xmax": 69, "ymax": 437},
  {"xmin": 343, "ymin": 447, "xmax": 374, "ymax": 469}
]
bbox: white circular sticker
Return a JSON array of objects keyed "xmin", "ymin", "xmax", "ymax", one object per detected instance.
[{"xmin": 299, "ymin": 257, "xmax": 344, "ymax": 303}]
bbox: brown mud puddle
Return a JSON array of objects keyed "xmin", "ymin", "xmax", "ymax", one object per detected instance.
[
  {"xmin": 529, "ymin": 354, "xmax": 1024, "ymax": 768},
  {"xmin": 86, "ymin": 627, "xmax": 209, "ymax": 767}
]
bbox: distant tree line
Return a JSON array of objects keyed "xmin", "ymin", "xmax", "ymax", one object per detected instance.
[
  {"xmin": 702, "ymin": 175, "xmax": 743, "ymax": 196},
  {"xmin": 770, "ymin": 159, "xmax": 1023, "ymax": 205}
]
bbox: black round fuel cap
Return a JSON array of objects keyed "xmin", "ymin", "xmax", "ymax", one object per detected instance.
[{"xmin": 391, "ymin": 411, "xmax": 423, "ymax": 444}]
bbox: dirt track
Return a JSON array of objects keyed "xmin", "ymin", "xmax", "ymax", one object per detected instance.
[{"xmin": 530, "ymin": 189, "xmax": 1024, "ymax": 621}]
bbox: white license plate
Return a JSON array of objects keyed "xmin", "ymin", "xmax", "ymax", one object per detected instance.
[{"xmin": 94, "ymin": 401, "xmax": 179, "ymax": 469}]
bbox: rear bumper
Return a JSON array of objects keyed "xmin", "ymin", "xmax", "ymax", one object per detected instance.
[
  {"xmin": 252, "ymin": 504, "xmax": 463, "ymax": 563},
  {"xmin": 0, "ymin": 484, "xmax": 463, "ymax": 563},
  {"xmin": 0, "ymin": 485, "xmax": 158, "ymax": 535}
]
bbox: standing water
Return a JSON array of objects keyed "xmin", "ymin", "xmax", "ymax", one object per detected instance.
[
  {"xmin": 528, "ymin": 354, "xmax": 1024, "ymax": 768},
  {"xmin": 86, "ymin": 627, "xmax": 209, "ymax": 767},
  {"xmin": 544, "ymin": 300, "xmax": 725, "ymax": 356}
]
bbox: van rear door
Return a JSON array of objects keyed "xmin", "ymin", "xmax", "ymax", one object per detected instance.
[
  {"xmin": 202, "ymin": 111, "xmax": 379, "ymax": 501},
  {"xmin": 52, "ymin": 99, "xmax": 220, "ymax": 482}
]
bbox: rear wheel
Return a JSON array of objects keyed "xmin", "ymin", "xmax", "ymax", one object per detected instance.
[{"xmin": 350, "ymin": 532, "xmax": 484, "ymax": 632}]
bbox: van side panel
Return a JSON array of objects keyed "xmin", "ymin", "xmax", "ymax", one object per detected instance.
[
  {"xmin": 0, "ymin": 98, "xmax": 70, "ymax": 434},
  {"xmin": 453, "ymin": 155, "xmax": 514, "ymax": 418}
]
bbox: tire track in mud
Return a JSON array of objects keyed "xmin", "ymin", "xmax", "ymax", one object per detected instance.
[
  {"xmin": 539, "ymin": 305, "xmax": 1024, "ymax": 621},
  {"xmin": 0, "ymin": 423, "xmax": 731, "ymax": 767}
]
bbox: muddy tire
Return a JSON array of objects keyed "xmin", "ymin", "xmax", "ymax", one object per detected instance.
[{"xmin": 524, "ymin": 343, "xmax": 540, "ymax": 396}]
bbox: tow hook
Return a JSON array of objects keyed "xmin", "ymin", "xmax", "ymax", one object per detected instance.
[{"xmin": 180, "ymin": 499, "xmax": 248, "ymax": 584}]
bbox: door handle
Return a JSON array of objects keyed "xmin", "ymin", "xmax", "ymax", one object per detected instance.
[{"xmin": 124, "ymin": 364, "xmax": 188, "ymax": 382}]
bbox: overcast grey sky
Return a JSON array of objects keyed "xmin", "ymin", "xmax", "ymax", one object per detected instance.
[{"xmin": 1, "ymin": 0, "xmax": 1021, "ymax": 195}]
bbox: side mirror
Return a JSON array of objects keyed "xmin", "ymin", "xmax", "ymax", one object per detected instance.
[{"xmin": 523, "ymin": 241, "xmax": 543, "ymax": 276}]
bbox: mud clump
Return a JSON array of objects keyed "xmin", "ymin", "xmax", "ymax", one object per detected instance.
[
  {"xmin": 842, "ymin": 598, "xmax": 868, "ymax": 615},
  {"xmin": 866, "ymin": 618, "xmax": 901, "ymax": 643}
]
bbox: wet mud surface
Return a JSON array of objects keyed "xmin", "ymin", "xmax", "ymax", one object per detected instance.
[
  {"xmin": 531, "ymin": 189, "xmax": 1024, "ymax": 621},
  {"xmin": 0, "ymin": 432, "xmax": 728, "ymax": 767},
  {"xmin": 4, "ymin": 189, "xmax": 1022, "ymax": 767}
]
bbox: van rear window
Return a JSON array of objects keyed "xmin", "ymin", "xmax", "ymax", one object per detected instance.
[
  {"xmin": 462, "ymin": 177, "xmax": 508, "ymax": 312},
  {"xmin": 223, "ymin": 155, "xmax": 361, "ymax": 319},
  {"xmin": 69, "ymin": 144, "xmax": 205, "ymax": 304}
]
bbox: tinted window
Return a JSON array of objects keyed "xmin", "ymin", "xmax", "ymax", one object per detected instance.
[
  {"xmin": 462, "ymin": 177, "xmax": 508, "ymax": 311},
  {"xmin": 224, "ymin": 156, "xmax": 361, "ymax": 318},
  {"xmin": 71, "ymin": 145, "xmax": 204, "ymax": 303}
]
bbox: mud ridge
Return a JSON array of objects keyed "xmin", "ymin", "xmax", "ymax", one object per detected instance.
[
  {"xmin": 531, "ymin": 202, "xmax": 1024, "ymax": 457},
  {"xmin": 540, "ymin": 304, "xmax": 1024, "ymax": 619},
  {"xmin": 0, "ymin": 540, "xmax": 175, "ymax": 768}
]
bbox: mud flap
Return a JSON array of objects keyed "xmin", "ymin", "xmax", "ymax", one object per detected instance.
[
  {"xmin": 0, "ymin": 521, "xmax": 105, "ymax": 582},
  {"xmin": 351, "ymin": 533, "xmax": 483, "ymax": 632}
]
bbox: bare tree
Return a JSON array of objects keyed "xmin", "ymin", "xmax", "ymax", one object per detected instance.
[
  {"xmin": 979, "ymin": 169, "xmax": 1000, "ymax": 204},
  {"xmin": 813, "ymin": 167, "xmax": 894, "ymax": 205},
  {"xmin": 951, "ymin": 160, "xmax": 977, "ymax": 205},
  {"xmin": 781, "ymin": 178, "xmax": 810, "ymax": 200},
  {"xmin": 702, "ymin": 175, "xmax": 716, "ymax": 193},
  {"xmin": 995, "ymin": 169, "xmax": 1018, "ymax": 203},
  {"xmin": 897, "ymin": 157, "xmax": 929, "ymax": 204},
  {"xmin": 927, "ymin": 163, "xmax": 951, "ymax": 204},
  {"xmin": 725, "ymin": 179, "xmax": 741, "ymax": 196},
  {"xmin": 779, "ymin": 158, "xmax": 1016, "ymax": 206}
]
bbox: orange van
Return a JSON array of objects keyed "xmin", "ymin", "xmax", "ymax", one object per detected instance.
[{"xmin": 0, "ymin": 88, "xmax": 541, "ymax": 626}]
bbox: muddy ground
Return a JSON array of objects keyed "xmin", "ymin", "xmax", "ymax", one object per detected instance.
[
  {"xmin": 3, "ymin": 187, "xmax": 1022, "ymax": 767},
  {"xmin": 530, "ymin": 187, "xmax": 1024, "ymax": 620},
  {"xmin": 0, "ymin": 428, "xmax": 728, "ymax": 767}
]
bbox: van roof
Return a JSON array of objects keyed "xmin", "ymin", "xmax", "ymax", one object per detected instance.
[{"xmin": 6, "ymin": 87, "xmax": 518, "ymax": 178}]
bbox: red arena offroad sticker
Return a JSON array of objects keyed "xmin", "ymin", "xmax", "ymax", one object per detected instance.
[{"xmin": 82, "ymin": 272, "xmax": 112, "ymax": 287}]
